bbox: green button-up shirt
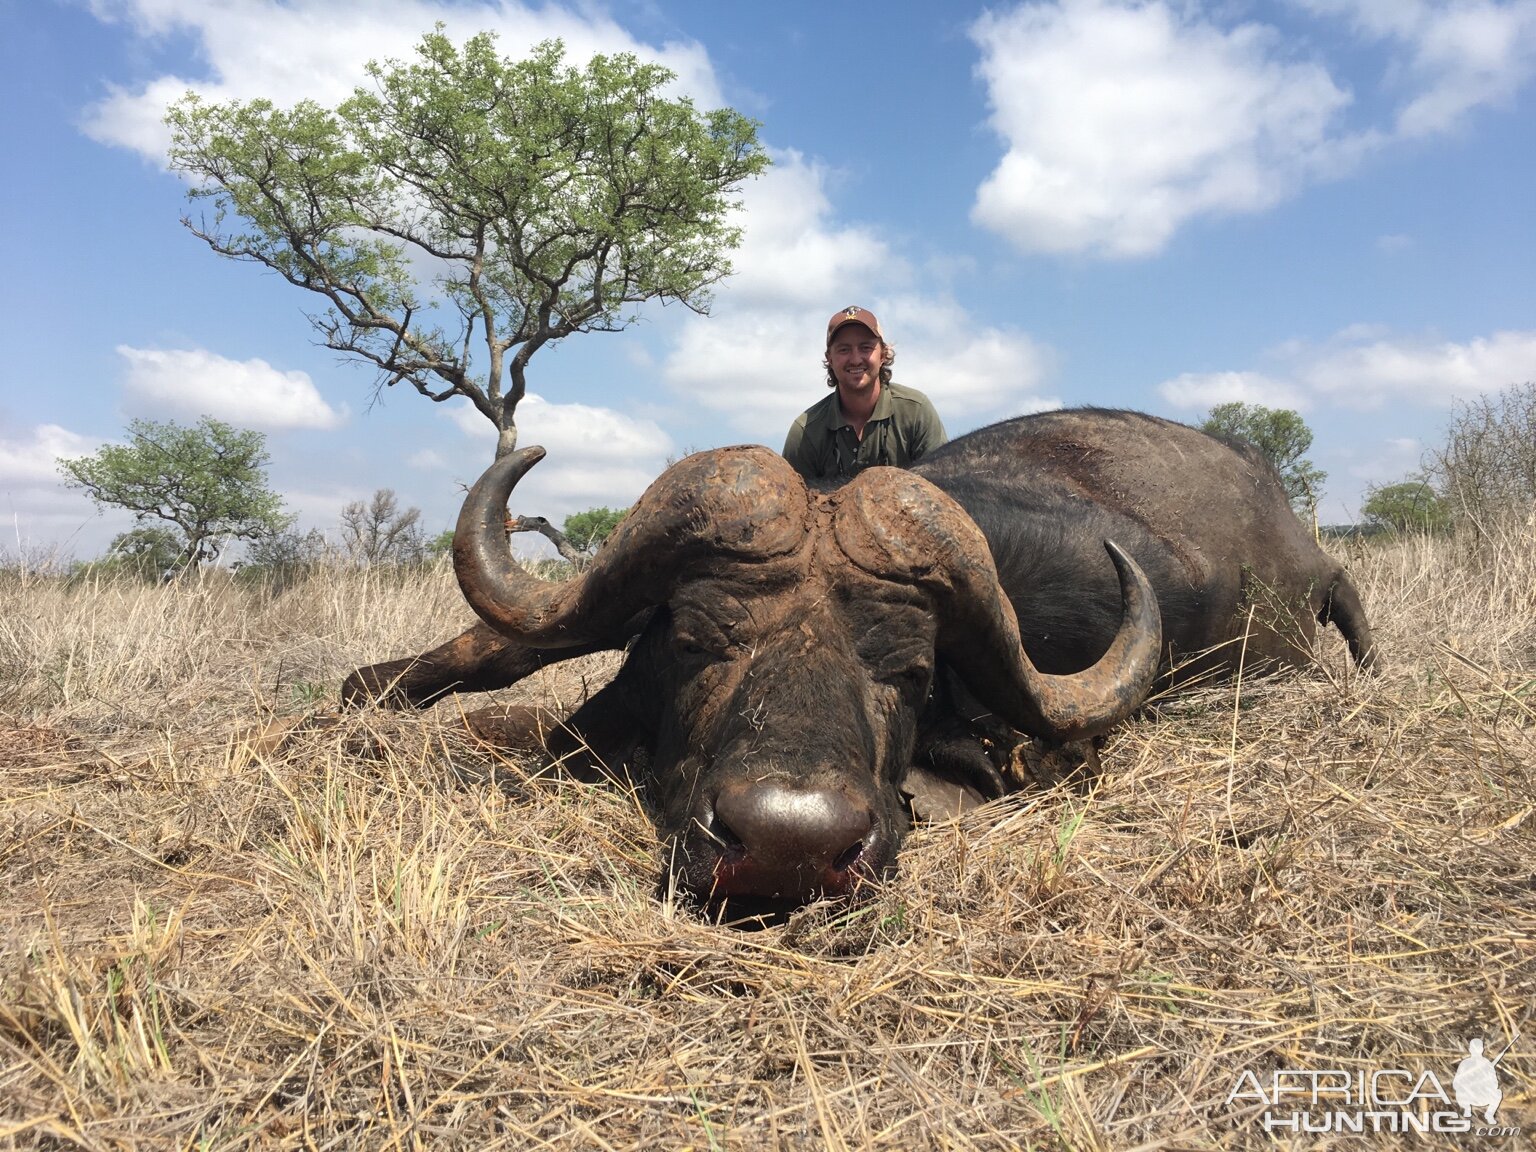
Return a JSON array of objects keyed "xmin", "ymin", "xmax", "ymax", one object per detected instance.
[{"xmin": 782, "ymin": 382, "xmax": 947, "ymax": 482}]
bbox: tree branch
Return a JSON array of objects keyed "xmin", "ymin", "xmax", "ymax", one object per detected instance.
[{"xmin": 506, "ymin": 515, "xmax": 582, "ymax": 565}]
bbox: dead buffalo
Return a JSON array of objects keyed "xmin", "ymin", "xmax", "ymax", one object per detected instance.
[{"xmin": 343, "ymin": 409, "xmax": 1375, "ymax": 907}]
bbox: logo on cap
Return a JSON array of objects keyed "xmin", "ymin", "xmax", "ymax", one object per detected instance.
[{"xmin": 827, "ymin": 305, "xmax": 883, "ymax": 346}]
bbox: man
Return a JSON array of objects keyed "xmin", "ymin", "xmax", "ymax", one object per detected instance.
[{"xmin": 782, "ymin": 305, "xmax": 947, "ymax": 482}]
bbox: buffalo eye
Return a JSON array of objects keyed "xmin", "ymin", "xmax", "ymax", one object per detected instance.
[
  {"xmin": 879, "ymin": 661, "xmax": 932, "ymax": 697},
  {"xmin": 676, "ymin": 638, "xmax": 722, "ymax": 661},
  {"xmin": 672, "ymin": 627, "xmax": 735, "ymax": 664}
]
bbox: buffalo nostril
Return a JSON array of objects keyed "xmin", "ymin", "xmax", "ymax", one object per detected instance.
[
  {"xmin": 697, "ymin": 814, "xmax": 745, "ymax": 857},
  {"xmin": 831, "ymin": 841, "xmax": 865, "ymax": 873},
  {"xmin": 711, "ymin": 779, "xmax": 874, "ymax": 875}
]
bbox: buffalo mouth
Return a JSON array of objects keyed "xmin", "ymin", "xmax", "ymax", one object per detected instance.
[
  {"xmin": 662, "ymin": 855, "xmax": 893, "ymax": 926},
  {"xmin": 661, "ymin": 776, "xmax": 903, "ymax": 915}
]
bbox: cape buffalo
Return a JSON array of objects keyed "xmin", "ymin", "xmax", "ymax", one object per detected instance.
[{"xmin": 343, "ymin": 409, "xmax": 1376, "ymax": 907}]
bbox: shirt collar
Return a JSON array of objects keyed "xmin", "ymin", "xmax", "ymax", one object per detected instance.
[{"xmin": 833, "ymin": 382, "xmax": 895, "ymax": 430}]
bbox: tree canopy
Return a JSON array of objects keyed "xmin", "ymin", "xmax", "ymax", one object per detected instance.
[
  {"xmin": 166, "ymin": 30, "xmax": 769, "ymax": 461},
  {"xmin": 59, "ymin": 417, "xmax": 291, "ymax": 572},
  {"xmin": 1360, "ymin": 480, "xmax": 1450, "ymax": 534},
  {"xmin": 562, "ymin": 506, "xmax": 628, "ymax": 554},
  {"xmin": 1200, "ymin": 402, "xmax": 1327, "ymax": 514}
]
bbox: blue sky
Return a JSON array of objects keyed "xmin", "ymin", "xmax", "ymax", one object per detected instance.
[{"xmin": 3, "ymin": 0, "xmax": 1533, "ymax": 561}]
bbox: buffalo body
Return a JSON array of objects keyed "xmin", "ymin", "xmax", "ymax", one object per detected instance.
[{"xmin": 344, "ymin": 409, "xmax": 1374, "ymax": 907}]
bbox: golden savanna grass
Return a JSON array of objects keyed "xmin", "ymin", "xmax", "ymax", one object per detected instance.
[{"xmin": 1, "ymin": 527, "xmax": 1532, "ymax": 1150}]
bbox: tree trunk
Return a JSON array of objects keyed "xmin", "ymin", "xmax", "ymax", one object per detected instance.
[
  {"xmin": 495, "ymin": 421, "xmax": 517, "ymax": 461},
  {"xmin": 173, "ymin": 533, "xmax": 204, "ymax": 577}
]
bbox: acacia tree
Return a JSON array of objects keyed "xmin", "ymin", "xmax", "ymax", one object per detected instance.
[
  {"xmin": 59, "ymin": 418, "xmax": 291, "ymax": 573},
  {"xmin": 165, "ymin": 30, "xmax": 768, "ymax": 463},
  {"xmin": 1201, "ymin": 402, "xmax": 1327, "ymax": 516},
  {"xmin": 563, "ymin": 506, "xmax": 628, "ymax": 553},
  {"xmin": 1360, "ymin": 480, "xmax": 1450, "ymax": 534}
]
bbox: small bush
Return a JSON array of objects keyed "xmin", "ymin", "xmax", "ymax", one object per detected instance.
[{"xmin": 1425, "ymin": 381, "xmax": 1536, "ymax": 535}]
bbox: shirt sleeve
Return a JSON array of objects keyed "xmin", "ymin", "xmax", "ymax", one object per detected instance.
[
  {"xmin": 782, "ymin": 418, "xmax": 819, "ymax": 480},
  {"xmin": 909, "ymin": 394, "xmax": 948, "ymax": 462}
]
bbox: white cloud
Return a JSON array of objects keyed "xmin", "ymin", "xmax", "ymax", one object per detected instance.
[
  {"xmin": 448, "ymin": 392, "xmax": 671, "ymax": 460},
  {"xmin": 0, "ymin": 423, "xmax": 131, "ymax": 560},
  {"xmin": 117, "ymin": 345, "xmax": 349, "ymax": 429},
  {"xmin": 1157, "ymin": 370, "xmax": 1309, "ymax": 411},
  {"xmin": 662, "ymin": 154, "xmax": 1060, "ymax": 441},
  {"xmin": 874, "ymin": 298, "xmax": 1058, "ymax": 420},
  {"xmin": 518, "ymin": 394, "xmax": 672, "ymax": 469},
  {"xmin": 1344, "ymin": 435, "xmax": 1425, "ymax": 482},
  {"xmin": 83, "ymin": 0, "xmax": 723, "ymax": 161},
  {"xmin": 968, "ymin": 0, "xmax": 1536, "ymax": 258},
  {"xmin": 661, "ymin": 312, "xmax": 815, "ymax": 434},
  {"xmin": 406, "ymin": 448, "xmax": 447, "ymax": 470},
  {"xmin": 719, "ymin": 150, "xmax": 897, "ymax": 308},
  {"xmin": 445, "ymin": 393, "xmax": 673, "ymax": 526},
  {"xmin": 1293, "ymin": 0, "xmax": 1536, "ymax": 136},
  {"xmin": 1296, "ymin": 328, "xmax": 1536, "ymax": 407},
  {"xmin": 969, "ymin": 0, "xmax": 1361, "ymax": 258},
  {"xmin": 1160, "ymin": 327, "xmax": 1536, "ymax": 415},
  {"xmin": 0, "ymin": 423, "xmax": 97, "ymax": 486}
]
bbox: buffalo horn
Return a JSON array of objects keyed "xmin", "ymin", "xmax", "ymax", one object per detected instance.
[
  {"xmin": 455, "ymin": 445, "xmax": 808, "ymax": 646},
  {"xmin": 834, "ymin": 469, "xmax": 1161, "ymax": 742}
]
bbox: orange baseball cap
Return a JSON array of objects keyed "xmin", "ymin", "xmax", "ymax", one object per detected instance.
[{"xmin": 826, "ymin": 305, "xmax": 884, "ymax": 346}]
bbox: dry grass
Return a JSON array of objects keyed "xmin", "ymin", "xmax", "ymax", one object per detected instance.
[{"xmin": 1, "ymin": 531, "xmax": 1532, "ymax": 1150}]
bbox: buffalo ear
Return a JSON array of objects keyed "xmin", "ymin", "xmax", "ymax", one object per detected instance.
[
  {"xmin": 900, "ymin": 710, "xmax": 1007, "ymax": 823},
  {"xmin": 900, "ymin": 764, "xmax": 989, "ymax": 823}
]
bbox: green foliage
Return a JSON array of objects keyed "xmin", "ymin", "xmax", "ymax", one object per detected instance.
[
  {"xmin": 239, "ymin": 527, "xmax": 332, "ymax": 592},
  {"xmin": 426, "ymin": 528, "xmax": 455, "ymax": 558},
  {"xmin": 562, "ymin": 506, "xmax": 628, "ymax": 553},
  {"xmin": 66, "ymin": 526, "xmax": 186, "ymax": 584},
  {"xmin": 108, "ymin": 526, "xmax": 184, "ymax": 576},
  {"xmin": 1360, "ymin": 480, "xmax": 1451, "ymax": 534},
  {"xmin": 1200, "ymin": 402, "xmax": 1327, "ymax": 513},
  {"xmin": 58, "ymin": 418, "xmax": 291, "ymax": 572},
  {"xmin": 166, "ymin": 30, "xmax": 769, "ymax": 460}
]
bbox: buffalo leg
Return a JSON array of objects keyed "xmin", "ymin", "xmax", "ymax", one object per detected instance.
[{"xmin": 342, "ymin": 621, "xmax": 620, "ymax": 709}]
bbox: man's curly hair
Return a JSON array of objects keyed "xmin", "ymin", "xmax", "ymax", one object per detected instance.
[{"xmin": 823, "ymin": 341, "xmax": 896, "ymax": 389}]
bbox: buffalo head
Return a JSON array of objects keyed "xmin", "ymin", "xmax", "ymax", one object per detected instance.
[{"xmin": 454, "ymin": 445, "xmax": 1161, "ymax": 907}]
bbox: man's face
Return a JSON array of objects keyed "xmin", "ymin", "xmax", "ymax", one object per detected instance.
[{"xmin": 828, "ymin": 323, "xmax": 884, "ymax": 397}]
